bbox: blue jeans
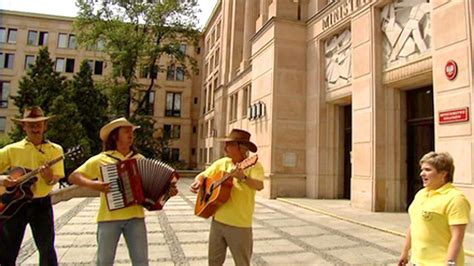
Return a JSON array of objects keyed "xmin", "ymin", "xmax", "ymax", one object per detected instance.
[{"xmin": 97, "ymin": 218, "xmax": 148, "ymax": 266}]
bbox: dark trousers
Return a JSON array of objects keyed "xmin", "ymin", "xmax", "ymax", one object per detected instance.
[{"xmin": 0, "ymin": 195, "xmax": 58, "ymax": 266}]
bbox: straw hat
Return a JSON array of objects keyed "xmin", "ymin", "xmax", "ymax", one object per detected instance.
[
  {"xmin": 11, "ymin": 106, "xmax": 55, "ymax": 123},
  {"xmin": 99, "ymin": 117, "xmax": 140, "ymax": 141},
  {"xmin": 217, "ymin": 129, "xmax": 257, "ymax": 152}
]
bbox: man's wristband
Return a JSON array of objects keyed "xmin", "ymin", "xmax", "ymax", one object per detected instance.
[{"xmin": 448, "ymin": 260, "xmax": 456, "ymax": 266}]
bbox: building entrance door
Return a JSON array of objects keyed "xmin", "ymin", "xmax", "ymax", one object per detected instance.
[
  {"xmin": 343, "ymin": 105, "xmax": 352, "ymax": 199},
  {"xmin": 406, "ymin": 86, "xmax": 434, "ymax": 206}
]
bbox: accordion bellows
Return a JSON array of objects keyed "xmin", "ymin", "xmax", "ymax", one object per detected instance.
[{"xmin": 100, "ymin": 158, "xmax": 179, "ymax": 211}]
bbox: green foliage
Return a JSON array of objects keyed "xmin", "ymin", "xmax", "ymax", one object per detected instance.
[
  {"xmin": 74, "ymin": 0, "xmax": 200, "ymax": 159},
  {"xmin": 129, "ymin": 115, "xmax": 167, "ymax": 159},
  {"xmin": 69, "ymin": 61, "xmax": 109, "ymax": 155},
  {"xmin": 0, "ymin": 135, "xmax": 12, "ymax": 147},
  {"xmin": 9, "ymin": 47, "xmax": 66, "ymax": 142}
]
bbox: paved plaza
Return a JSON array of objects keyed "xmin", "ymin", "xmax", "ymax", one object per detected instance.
[{"xmin": 16, "ymin": 178, "xmax": 474, "ymax": 265}]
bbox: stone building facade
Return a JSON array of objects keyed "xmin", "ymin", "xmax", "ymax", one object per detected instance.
[
  {"xmin": 198, "ymin": 0, "xmax": 474, "ymax": 230},
  {"xmin": 0, "ymin": 10, "xmax": 200, "ymax": 168}
]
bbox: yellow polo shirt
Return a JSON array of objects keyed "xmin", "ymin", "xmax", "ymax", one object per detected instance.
[
  {"xmin": 0, "ymin": 139, "xmax": 64, "ymax": 198},
  {"xmin": 200, "ymin": 157, "xmax": 264, "ymax": 228},
  {"xmin": 408, "ymin": 183, "xmax": 471, "ymax": 265},
  {"xmin": 73, "ymin": 150, "xmax": 145, "ymax": 222}
]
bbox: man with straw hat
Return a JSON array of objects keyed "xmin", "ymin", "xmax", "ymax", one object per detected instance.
[
  {"xmin": 190, "ymin": 128, "xmax": 264, "ymax": 266},
  {"xmin": 68, "ymin": 117, "xmax": 178, "ymax": 265},
  {"xmin": 0, "ymin": 106, "xmax": 64, "ymax": 265}
]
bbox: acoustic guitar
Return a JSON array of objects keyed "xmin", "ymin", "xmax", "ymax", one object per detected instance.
[
  {"xmin": 0, "ymin": 145, "xmax": 83, "ymax": 220},
  {"xmin": 194, "ymin": 155, "xmax": 258, "ymax": 218}
]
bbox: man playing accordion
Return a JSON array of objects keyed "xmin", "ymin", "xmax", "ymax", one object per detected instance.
[{"xmin": 68, "ymin": 117, "xmax": 178, "ymax": 266}]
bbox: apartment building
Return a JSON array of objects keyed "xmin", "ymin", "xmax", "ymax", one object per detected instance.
[
  {"xmin": 198, "ymin": 0, "xmax": 474, "ymax": 231},
  {"xmin": 0, "ymin": 10, "xmax": 200, "ymax": 168}
]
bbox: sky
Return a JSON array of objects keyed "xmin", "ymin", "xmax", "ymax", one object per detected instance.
[{"xmin": 0, "ymin": 0, "xmax": 218, "ymax": 28}]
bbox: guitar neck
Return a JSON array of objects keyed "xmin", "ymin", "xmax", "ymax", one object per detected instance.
[{"xmin": 19, "ymin": 155, "xmax": 65, "ymax": 183}]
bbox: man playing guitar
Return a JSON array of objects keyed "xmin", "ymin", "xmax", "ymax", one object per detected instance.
[
  {"xmin": 190, "ymin": 128, "xmax": 264, "ymax": 266},
  {"xmin": 0, "ymin": 106, "xmax": 64, "ymax": 266}
]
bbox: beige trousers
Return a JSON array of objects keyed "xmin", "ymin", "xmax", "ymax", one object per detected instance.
[{"xmin": 208, "ymin": 219, "xmax": 253, "ymax": 266}]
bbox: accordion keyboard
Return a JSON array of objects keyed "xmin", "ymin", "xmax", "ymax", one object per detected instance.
[{"xmin": 101, "ymin": 164, "xmax": 125, "ymax": 210}]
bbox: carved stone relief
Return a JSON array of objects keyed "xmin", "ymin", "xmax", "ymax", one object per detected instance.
[
  {"xmin": 325, "ymin": 29, "xmax": 352, "ymax": 89},
  {"xmin": 381, "ymin": 0, "xmax": 431, "ymax": 68}
]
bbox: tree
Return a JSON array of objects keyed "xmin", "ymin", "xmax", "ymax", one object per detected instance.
[
  {"xmin": 74, "ymin": 0, "xmax": 200, "ymax": 159},
  {"xmin": 69, "ymin": 60, "xmax": 109, "ymax": 155},
  {"xmin": 9, "ymin": 47, "xmax": 66, "ymax": 141}
]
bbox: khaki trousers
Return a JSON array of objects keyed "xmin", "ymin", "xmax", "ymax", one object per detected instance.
[{"xmin": 208, "ymin": 219, "xmax": 253, "ymax": 266}]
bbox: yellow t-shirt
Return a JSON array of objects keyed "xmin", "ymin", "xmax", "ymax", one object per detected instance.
[
  {"xmin": 0, "ymin": 139, "xmax": 64, "ymax": 198},
  {"xmin": 200, "ymin": 157, "xmax": 264, "ymax": 228},
  {"xmin": 408, "ymin": 183, "xmax": 471, "ymax": 266},
  {"xmin": 73, "ymin": 150, "xmax": 145, "ymax": 222}
]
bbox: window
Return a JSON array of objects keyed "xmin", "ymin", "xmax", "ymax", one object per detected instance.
[
  {"xmin": 27, "ymin": 31, "xmax": 37, "ymax": 45},
  {"xmin": 167, "ymin": 64, "xmax": 175, "ymax": 80},
  {"xmin": 94, "ymin": 61, "xmax": 104, "ymax": 75},
  {"xmin": 242, "ymin": 86, "xmax": 251, "ymax": 117},
  {"xmin": 65, "ymin": 58, "xmax": 75, "ymax": 73},
  {"xmin": 7, "ymin": 29, "xmax": 17, "ymax": 43},
  {"xmin": 58, "ymin": 33, "xmax": 68, "ymax": 48},
  {"xmin": 165, "ymin": 92, "xmax": 181, "ymax": 117},
  {"xmin": 25, "ymin": 55, "xmax": 35, "ymax": 69},
  {"xmin": 0, "ymin": 117, "xmax": 5, "ymax": 132},
  {"xmin": 0, "ymin": 82, "xmax": 10, "ymax": 108},
  {"xmin": 0, "ymin": 28, "xmax": 6, "ymax": 43},
  {"xmin": 164, "ymin": 124, "xmax": 181, "ymax": 139},
  {"xmin": 166, "ymin": 64, "xmax": 185, "ymax": 81},
  {"xmin": 0, "ymin": 53, "xmax": 15, "ymax": 69},
  {"xmin": 58, "ymin": 33, "xmax": 76, "ymax": 49},
  {"xmin": 171, "ymin": 148, "xmax": 180, "ymax": 161},
  {"xmin": 147, "ymin": 91, "xmax": 155, "ymax": 115},
  {"xmin": 179, "ymin": 44, "xmax": 187, "ymax": 55},
  {"xmin": 229, "ymin": 93, "xmax": 238, "ymax": 121},
  {"xmin": 68, "ymin": 34, "xmax": 77, "ymax": 49},
  {"xmin": 162, "ymin": 148, "xmax": 180, "ymax": 162},
  {"xmin": 215, "ymin": 48, "xmax": 220, "ymax": 68},
  {"xmin": 176, "ymin": 67, "xmax": 184, "ymax": 81},
  {"xmin": 38, "ymin": 32, "xmax": 48, "ymax": 46},
  {"xmin": 55, "ymin": 58, "xmax": 65, "ymax": 72}
]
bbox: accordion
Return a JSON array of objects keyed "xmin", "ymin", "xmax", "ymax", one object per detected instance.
[{"xmin": 100, "ymin": 158, "xmax": 179, "ymax": 211}]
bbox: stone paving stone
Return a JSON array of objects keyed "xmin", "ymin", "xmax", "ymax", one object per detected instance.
[
  {"xmin": 263, "ymin": 218, "xmax": 310, "ymax": 227},
  {"xmin": 147, "ymin": 231, "xmax": 167, "ymax": 244},
  {"xmin": 148, "ymin": 243, "xmax": 172, "ymax": 260},
  {"xmin": 181, "ymin": 243, "xmax": 209, "ymax": 258},
  {"xmin": 60, "ymin": 246, "xmax": 96, "ymax": 263},
  {"xmin": 326, "ymin": 246, "xmax": 397, "ymax": 264},
  {"xmin": 55, "ymin": 234, "xmax": 78, "ymax": 247},
  {"xmin": 300, "ymin": 234, "xmax": 358, "ymax": 249},
  {"xmin": 277, "ymin": 225, "xmax": 327, "ymax": 237},
  {"xmin": 175, "ymin": 231, "xmax": 209, "ymax": 242},
  {"xmin": 255, "ymin": 212, "xmax": 290, "ymax": 220},
  {"xmin": 260, "ymin": 251, "xmax": 333, "ymax": 265},
  {"xmin": 167, "ymin": 214, "xmax": 204, "ymax": 223},
  {"xmin": 252, "ymin": 228, "xmax": 281, "ymax": 239},
  {"xmin": 60, "ymin": 223, "xmax": 96, "ymax": 234},
  {"xmin": 254, "ymin": 239, "xmax": 305, "ymax": 253},
  {"xmin": 73, "ymin": 233, "xmax": 97, "ymax": 246},
  {"xmin": 169, "ymin": 221, "xmax": 210, "ymax": 231}
]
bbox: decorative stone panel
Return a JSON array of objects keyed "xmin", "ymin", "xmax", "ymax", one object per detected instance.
[
  {"xmin": 381, "ymin": 0, "xmax": 431, "ymax": 68},
  {"xmin": 325, "ymin": 29, "xmax": 352, "ymax": 89}
]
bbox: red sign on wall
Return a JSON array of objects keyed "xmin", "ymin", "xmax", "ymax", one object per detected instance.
[
  {"xmin": 445, "ymin": 60, "xmax": 458, "ymax": 80},
  {"xmin": 439, "ymin": 107, "xmax": 469, "ymax": 124}
]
